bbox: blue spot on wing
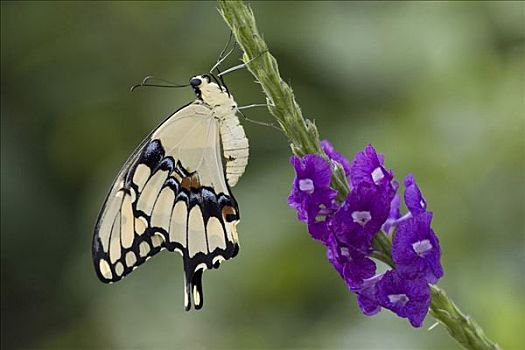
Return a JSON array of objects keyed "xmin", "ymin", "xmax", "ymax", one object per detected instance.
[
  {"xmin": 157, "ymin": 157, "xmax": 175, "ymax": 172},
  {"xmin": 140, "ymin": 140, "xmax": 165, "ymax": 169}
]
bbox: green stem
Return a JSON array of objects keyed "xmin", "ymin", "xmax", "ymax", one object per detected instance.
[
  {"xmin": 218, "ymin": 0, "xmax": 319, "ymax": 155},
  {"xmin": 217, "ymin": 0, "xmax": 350, "ymax": 197},
  {"xmin": 372, "ymin": 233, "xmax": 395, "ymax": 268},
  {"xmin": 218, "ymin": 1, "xmax": 501, "ymax": 349},
  {"xmin": 429, "ymin": 285, "xmax": 501, "ymax": 350}
]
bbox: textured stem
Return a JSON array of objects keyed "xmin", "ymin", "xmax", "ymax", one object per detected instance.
[
  {"xmin": 219, "ymin": 1, "xmax": 319, "ymax": 155},
  {"xmin": 217, "ymin": 0, "xmax": 351, "ymax": 197},
  {"xmin": 218, "ymin": 1, "xmax": 501, "ymax": 349},
  {"xmin": 372, "ymin": 233, "xmax": 395, "ymax": 268},
  {"xmin": 429, "ymin": 285, "xmax": 501, "ymax": 350}
]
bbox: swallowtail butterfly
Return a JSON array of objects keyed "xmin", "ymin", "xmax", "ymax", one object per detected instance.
[{"xmin": 93, "ymin": 74, "xmax": 248, "ymax": 310}]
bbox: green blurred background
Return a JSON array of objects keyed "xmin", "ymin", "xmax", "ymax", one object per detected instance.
[{"xmin": 1, "ymin": 1, "xmax": 524, "ymax": 349}]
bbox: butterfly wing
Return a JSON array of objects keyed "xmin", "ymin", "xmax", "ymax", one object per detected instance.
[{"xmin": 93, "ymin": 102, "xmax": 240, "ymax": 310}]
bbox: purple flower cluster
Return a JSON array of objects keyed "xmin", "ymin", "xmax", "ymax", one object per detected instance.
[{"xmin": 288, "ymin": 142, "xmax": 444, "ymax": 327}]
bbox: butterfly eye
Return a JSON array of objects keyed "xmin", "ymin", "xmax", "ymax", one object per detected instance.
[{"xmin": 190, "ymin": 78, "xmax": 202, "ymax": 87}]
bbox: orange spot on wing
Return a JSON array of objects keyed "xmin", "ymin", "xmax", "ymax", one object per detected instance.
[
  {"xmin": 190, "ymin": 174, "xmax": 201, "ymax": 188},
  {"xmin": 181, "ymin": 173, "xmax": 201, "ymax": 190},
  {"xmin": 222, "ymin": 205, "xmax": 236, "ymax": 219},
  {"xmin": 181, "ymin": 177, "xmax": 191, "ymax": 190}
]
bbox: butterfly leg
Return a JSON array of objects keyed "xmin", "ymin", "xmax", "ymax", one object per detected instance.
[
  {"xmin": 236, "ymin": 108, "xmax": 284, "ymax": 134},
  {"xmin": 218, "ymin": 49, "xmax": 269, "ymax": 77},
  {"xmin": 237, "ymin": 103, "xmax": 273, "ymax": 110}
]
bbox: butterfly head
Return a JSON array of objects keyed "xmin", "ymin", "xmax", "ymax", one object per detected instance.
[
  {"xmin": 190, "ymin": 74, "xmax": 235, "ymax": 108},
  {"xmin": 190, "ymin": 74, "xmax": 215, "ymax": 96},
  {"xmin": 189, "ymin": 74, "xmax": 210, "ymax": 89}
]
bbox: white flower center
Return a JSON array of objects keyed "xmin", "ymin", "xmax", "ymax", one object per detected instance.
[
  {"xmin": 314, "ymin": 215, "xmax": 326, "ymax": 223},
  {"xmin": 340, "ymin": 247, "xmax": 350, "ymax": 257},
  {"xmin": 318, "ymin": 203, "xmax": 330, "ymax": 215},
  {"xmin": 412, "ymin": 239, "xmax": 433, "ymax": 257},
  {"xmin": 299, "ymin": 178, "xmax": 314, "ymax": 194},
  {"xmin": 315, "ymin": 204, "xmax": 331, "ymax": 223},
  {"xmin": 352, "ymin": 211, "xmax": 372, "ymax": 227},
  {"xmin": 371, "ymin": 167, "xmax": 384, "ymax": 184},
  {"xmin": 388, "ymin": 293, "xmax": 409, "ymax": 306}
]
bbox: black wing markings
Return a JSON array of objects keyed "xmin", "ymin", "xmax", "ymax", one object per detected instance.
[{"xmin": 93, "ymin": 138, "xmax": 240, "ymax": 310}]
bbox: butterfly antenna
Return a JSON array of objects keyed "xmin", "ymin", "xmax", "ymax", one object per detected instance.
[
  {"xmin": 209, "ymin": 31, "xmax": 237, "ymax": 73},
  {"xmin": 130, "ymin": 76, "xmax": 189, "ymax": 92},
  {"xmin": 218, "ymin": 31, "xmax": 234, "ymax": 61},
  {"xmin": 209, "ymin": 72, "xmax": 228, "ymax": 94},
  {"xmin": 211, "ymin": 68, "xmax": 230, "ymax": 96}
]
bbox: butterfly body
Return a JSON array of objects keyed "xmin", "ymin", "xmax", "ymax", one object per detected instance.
[
  {"xmin": 93, "ymin": 74, "xmax": 248, "ymax": 310},
  {"xmin": 191, "ymin": 75, "xmax": 249, "ymax": 187}
]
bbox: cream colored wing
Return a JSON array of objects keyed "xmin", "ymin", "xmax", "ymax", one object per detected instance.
[{"xmin": 93, "ymin": 102, "xmax": 240, "ymax": 311}]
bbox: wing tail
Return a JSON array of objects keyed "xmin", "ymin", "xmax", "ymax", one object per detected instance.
[{"xmin": 183, "ymin": 268, "xmax": 204, "ymax": 311}]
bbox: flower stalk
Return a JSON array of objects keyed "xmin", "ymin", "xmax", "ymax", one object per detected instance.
[
  {"xmin": 218, "ymin": 1, "xmax": 500, "ymax": 349},
  {"xmin": 429, "ymin": 285, "xmax": 501, "ymax": 350},
  {"xmin": 371, "ymin": 233, "xmax": 395, "ymax": 267}
]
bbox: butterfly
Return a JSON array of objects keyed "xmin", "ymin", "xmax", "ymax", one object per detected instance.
[{"xmin": 92, "ymin": 74, "xmax": 249, "ymax": 311}]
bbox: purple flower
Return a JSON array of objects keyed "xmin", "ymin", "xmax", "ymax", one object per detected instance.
[
  {"xmin": 307, "ymin": 200, "xmax": 338, "ymax": 243},
  {"xmin": 350, "ymin": 144, "xmax": 394, "ymax": 190},
  {"xmin": 287, "ymin": 144, "xmax": 443, "ymax": 329},
  {"xmin": 392, "ymin": 211, "xmax": 443, "ymax": 284},
  {"xmin": 326, "ymin": 234, "xmax": 346, "ymax": 277},
  {"xmin": 382, "ymin": 174, "xmax": 427, "ymax": 233},
  {"xmin": 331, "ymin": 182, "xmax": 393, "ymax": 252},
  {"xmin": 382, "ymin": 193, "xmax": 401, "ymax": 234},
  {"xmin": 288, "ymin": 154, "xmax": 338, "ymax": 243},
  {"xmin": 321, "ymin": 140, "xmax": 351, "ymax": 178},
  {"xmin": 326, "ymin": 234, "xmax": 376, "ymax": 290},
  {"xmin": 404, "ymin": 174, "xmax": 427, "ymax": 215},
  {"xmin": 356, "ymin": 274, "xmax": 383, "ymax": 316},
  {"xmin": 376, "ymin": 270, "xmax": 431, "ymax": 327},
  {"xmin": 288, "ymin": 154, "xmax": 337, "ymax": 222}
]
